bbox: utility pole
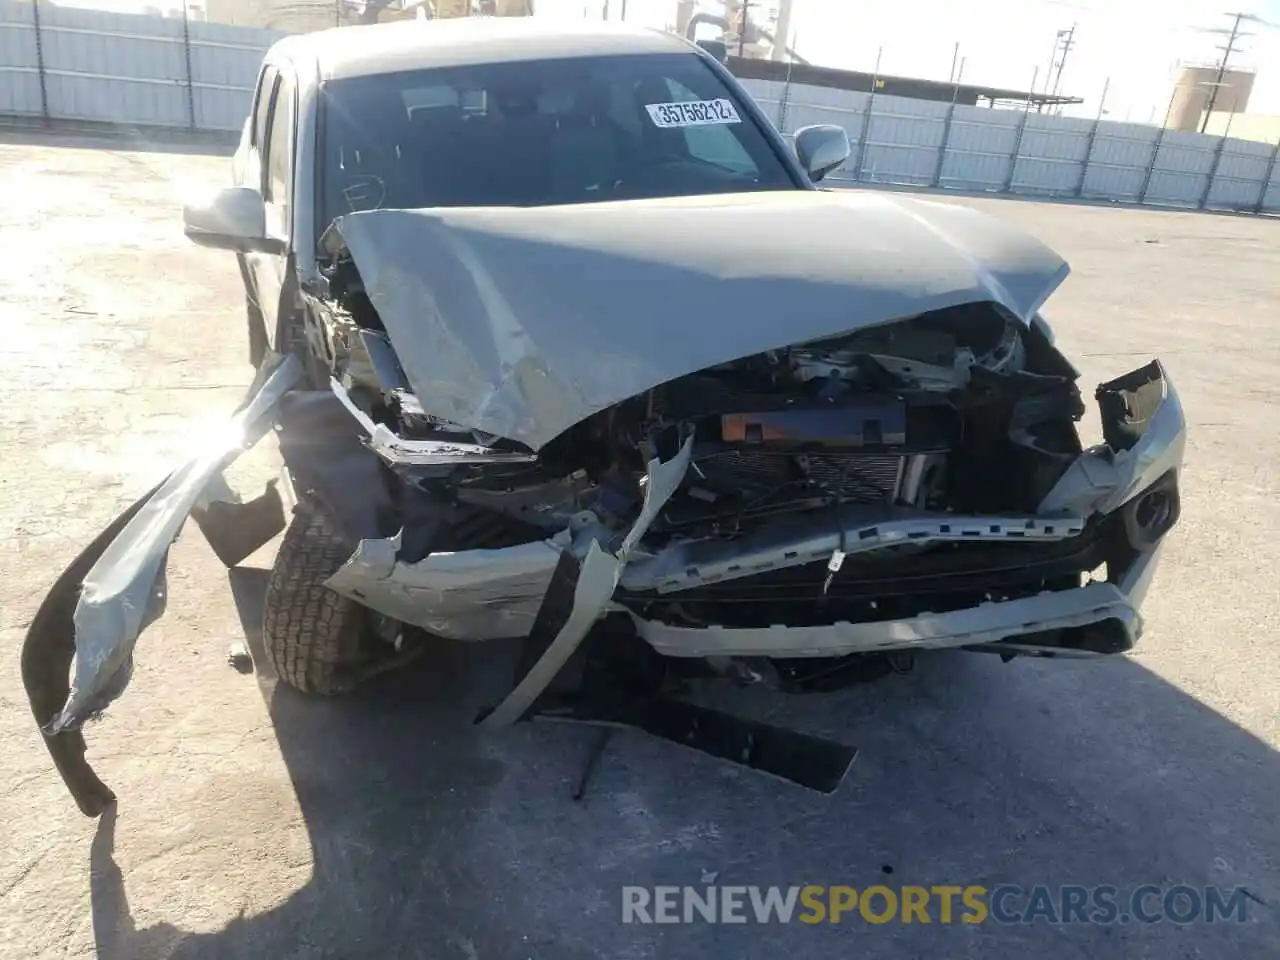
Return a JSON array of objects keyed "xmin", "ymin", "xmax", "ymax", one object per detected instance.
[
  {"xmin": 1050, "ymin": 24, "xmax": 1075, "ymax": 99},
  {"xmin": 1199, "ymin": 12, "xmax": 1253, "ymax": 132},
  {"xmin": 738, "ymin": 0, "xmax": 750, "ymax": 57},
  {"xmin": 1038, "ymin": 26, "xmax": 1074, "ymax": 112}
]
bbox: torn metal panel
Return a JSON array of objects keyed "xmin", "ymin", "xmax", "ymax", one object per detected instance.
[
  {"xmin": 44, "ymin": 353, "xmax": 304, "ymax": 736},
  {"xmin": 21, "ymin": 479, "xmax": 164, "ymax": 817},
  {"xmin": 479, "ymin": 434, "xmax": 695, "ymax": 729},
  {"xmin": 1038, "ymin": 360, "xmax": 1185, "ymax": 517},
  {"xmin": 622, "ymin": 508, "xmax": 1086, "ymax": 594},
  {"xmin": 324, "ymin": 190, "xmax": 1069, "ymax": 450},
  {"xmin": 274, "ymin": 389, "xmax": 397, "ymax": 544},
  {"xmin": 191, "ymin": 480, "xmax": 287, "ymax": 568},
  {"xmin": 329, "ymin": 378, "xmax": 537, "ymax": 466},
  {"xmin": 321, "ymin": 504, "xmax": 1089, "ymax": 642},
  {"xmin": 629, "ymin": 580, "xmax": 1144, "ymax": 659},
  {"xmin": 325, "ymin": 535, "xmax": 564, "ymax": 640}
]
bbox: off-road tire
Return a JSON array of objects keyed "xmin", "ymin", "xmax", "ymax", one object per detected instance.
[{"xmin": 262, "ymin": 508, "xmax": 369, "ymax": 695}]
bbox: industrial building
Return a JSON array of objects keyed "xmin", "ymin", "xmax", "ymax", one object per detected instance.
[
  {"xmin": 675, "ymin": 0, "xmax": 1080, "ymax": 110},
  {"xmin": 726, "ymin": 58, "xmax": 1083, "ymax": 110},
  {"xmin": 1163, "ymin": 63, "xmax": 1279, "ymax": 145}
]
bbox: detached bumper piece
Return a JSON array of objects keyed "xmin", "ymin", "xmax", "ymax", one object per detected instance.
[
  {"xmin": 534, "ymin": 692, "xmax": 858, "ymax": 797},
  {"xmin": 486, "ymin": 623, "xmax": 858, "ymax": 797},
  {"xmin": 473, "ymin": 433, "xmax": 857, "ymax": 793},
  {"xmin": 21, "ymin": 354, "xmax": 303, "ymax": 817}
]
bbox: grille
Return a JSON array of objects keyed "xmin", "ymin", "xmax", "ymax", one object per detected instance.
[
  {"xmin": 801, "ymin": 453, "xmax": 903, "ymax": 501},
  {"xmin": 694, "ymin": 450, "xmax": 903, "ymax": 504}
]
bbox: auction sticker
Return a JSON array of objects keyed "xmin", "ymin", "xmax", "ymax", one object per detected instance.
[{"xmin": 645, "ymin": 99, "xmax": 742, "ymax": 128}]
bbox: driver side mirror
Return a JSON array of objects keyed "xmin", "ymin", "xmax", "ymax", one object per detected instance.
[
  {"xmin": 793, "ymin": 124, "xmax": 850, "ymax": 183},
  {"xmin": 183, "ymin": 186, "xmax": 283, "ymax": 254}
]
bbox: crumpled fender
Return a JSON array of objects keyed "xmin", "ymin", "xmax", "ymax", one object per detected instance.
[{"xmin": 21, "ymin": 353, "xmax": 303, "ymax": 816}]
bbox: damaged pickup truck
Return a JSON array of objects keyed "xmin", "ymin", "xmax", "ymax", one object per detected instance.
[{"xmin": 23, "ymin": 19, "xmax": 1185, "ymax": 813}]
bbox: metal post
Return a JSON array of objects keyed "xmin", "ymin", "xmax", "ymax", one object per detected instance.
[
  {"xmin": 1200, "ymin": 12, "xmax": 1247, "ymax": 133},
  {"xmin": 776, "ymin": 35, "xmax": 796, "ymax": 134},
  {"xmin": 1076, "ymin": 76, "xmax": 1108, "ymax": 198},
  {"xmin": 1200, "ymin": 110, "xmax": 1235, "ymax": 209},
  {"xmin": 1038, "ymin": 31, "xmax": 1057, "ymax": 110},
  {"xmin": 932, "ymin": 56, "xmax": 964, "ymax": 188},
  {"xmin": 1255, "ymin": 136, "xmax": 1280, "ymax": 214},
  {"xmin": 1003, "ymin": 66, "xmax": 1037, "ymax": 194},
  {"xmin": 1137, "ymin": 129, "xmax": 1167, "ymax": 205},
  {"xmin": 1137, "ymin": 85, "xmax": 1177, "ymax": 204},
  {"xmin": 852, "ymin": 46, "xmax": 882, "ymax": 182},
  {"xmin": 1049, "ymin": 24, "xmax": 1076, "ymax": 100},
  {"xmin": 30, "ymin": 0, "xmax": 49, "ymax": 120},
  {"xmin": 180, "ymin": 0, "xmax": 196, "ymax": 130}
]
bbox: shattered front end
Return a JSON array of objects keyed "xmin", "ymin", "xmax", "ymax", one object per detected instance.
[{"xmin": 23, "ymin": 192, "xmax": 1185, "ymax": 811}]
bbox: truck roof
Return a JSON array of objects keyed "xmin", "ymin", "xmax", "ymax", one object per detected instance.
[{"xmin": 272, "ymin": 18, "xmax": 695, "ymax": 82}]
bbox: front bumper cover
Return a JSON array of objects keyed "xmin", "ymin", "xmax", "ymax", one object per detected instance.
[{"xmin": 21, "ymin": 357, "xmax": 1184, "ymax": 815}]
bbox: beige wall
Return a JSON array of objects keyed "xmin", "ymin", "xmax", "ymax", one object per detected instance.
[
  {"xmin": 204, "ymin": 0, "xmax": 348, "ymax": 30},
  {"xmin": 1167, "ymin": 66, "xmax": 1255, "ymax": 131},
  {"xmin": 1199, "ymin": 112, "xmax": 1280, "ymax": 145}
]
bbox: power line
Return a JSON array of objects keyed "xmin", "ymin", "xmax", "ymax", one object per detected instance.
[
  {"xmin": 1037, "ymin": 24, "xmax": 1075, "ymax": 112},
  {"xmin": 1198, "ymin": 11, "xmax": 1256, "ymax": 132},
  {"xmin": 1050, "ymin": 24, "xmax": 1075, "ymax": 99}
]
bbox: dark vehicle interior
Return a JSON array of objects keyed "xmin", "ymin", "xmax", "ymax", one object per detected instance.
[{"xmin": 319, "ymin": 52, "xmax": 798, "ymax": 223}]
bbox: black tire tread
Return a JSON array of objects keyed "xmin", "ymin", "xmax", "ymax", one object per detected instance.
[{"xmin": 262, "ymin": 509, "xmax": 366, "ymax": 695}]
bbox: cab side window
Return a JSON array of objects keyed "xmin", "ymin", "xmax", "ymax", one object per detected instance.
[
  {"xmin": 265, "ymin": 72, "xmax": 296, "ymax": 212},
  {"xmin": 251, "ymin": 64, "xmax": 277, "ymax": 149}
]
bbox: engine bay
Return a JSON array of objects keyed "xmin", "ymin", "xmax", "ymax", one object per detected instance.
[{"xmin": 313, "ymin": 261, "xmax": 1087, "ymax": 561}]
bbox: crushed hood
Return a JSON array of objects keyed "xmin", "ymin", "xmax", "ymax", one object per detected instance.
[{"xmin": 324, "ymin": 189, "xmax": 1069, "ymax": 450}]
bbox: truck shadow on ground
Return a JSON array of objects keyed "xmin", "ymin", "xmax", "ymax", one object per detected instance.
[{"xmin": 89, "ymin": 566, "xmax": 1279, "ymax": 959}]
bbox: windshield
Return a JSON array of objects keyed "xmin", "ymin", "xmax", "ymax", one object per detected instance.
[{"xmin": 318, "ymin": 53, "xmax": 797, "ymax": 229}]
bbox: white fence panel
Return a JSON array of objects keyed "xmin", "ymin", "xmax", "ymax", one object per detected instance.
[
  {"xmin": 1077, "ymin": 121, "xmax": 1157, "ymax": 201},
  {"xmin": 1263, "ymin": 182, "xmax": 1280, "ymax": 213},
  {"xmin": 1139, "ymin": 130, "xmax": 1215, "ymax": 206},
  {"xmin": 1022, "ymin": 113, "xmax": 1093, "ymax": 158},
  {"xmin": 859, "ymin": 96, "xmax": 946, "ymax": 185},
  {"xmin": 189, "ymin": 20, "xmax": 277, "ymax": 130},
  {"xmin": 1082, "ymin": 163, "xmax": 1145, "ymax": 201},
  {"xmin": 0, "ymin": 0, "xmax": 41, "ymax": 116},
  {"xmin": 1214, "ymin": 140, "xmax": 1273, "ymax": 180},
  {"xmin": 1011, "ymin": 157, "xmax": 1079, "ymax": 194},
  {"xmin": 1089, "ymin": 125, "xmax": 1159, "ymax": 168},
  {"xmin": 38, "ymin": 4, "xmax": 189, "ymax": 126},
  {"xmin": 1143, "ymin": 169, "xmax": 1205, "ymax": 206},
  {"xmin": 0, "ymin": 15, "xmax": 1277, "ymax": 216},
  {"xmin": 939, "ymin": 107, "xmax": 1021, "ymax": 190},
  {"xmin": 1207, "ymin": 174, "xmax": 1265, "ymax": 209}
]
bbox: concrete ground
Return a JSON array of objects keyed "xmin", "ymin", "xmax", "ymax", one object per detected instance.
[{"xmin": 0, "ymin": 133, "xmax": 1277, "ymax": 960}]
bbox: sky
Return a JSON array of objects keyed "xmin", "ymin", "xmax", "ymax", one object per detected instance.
[
  {"xmin": 63, "ymin": 0, "xmax": 1280, "ymax": 120},
  {"xmin": 542, "ymin": 0, "xmax": 1280, "ymax": 121}
]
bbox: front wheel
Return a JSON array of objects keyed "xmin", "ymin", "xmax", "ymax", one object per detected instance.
[{"xmin": 261, "ymin": 508, "xmax": 371, "ymax": 695}]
